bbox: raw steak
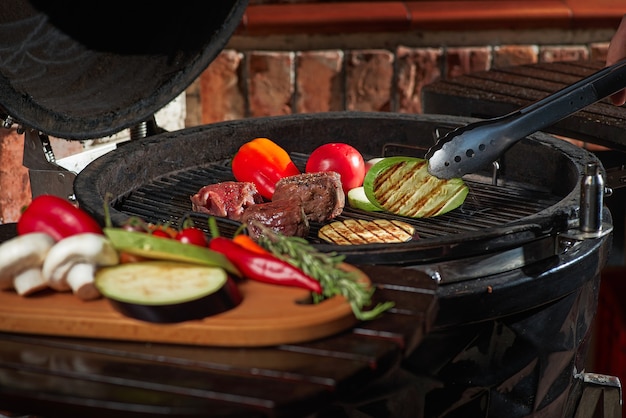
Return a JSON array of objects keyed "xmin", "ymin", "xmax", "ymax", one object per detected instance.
[{"xmin": 191, "ymin": 181, "xmax": 263, "ymax": 221}]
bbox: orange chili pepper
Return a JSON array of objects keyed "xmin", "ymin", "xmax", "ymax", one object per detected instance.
[
  {"xmin": 233, "ymin": 234, "xmax": 268, "ymax": 255},
  {"xmin": 231, "ymin": 137, "xmax": 301, "ymax": 200}
]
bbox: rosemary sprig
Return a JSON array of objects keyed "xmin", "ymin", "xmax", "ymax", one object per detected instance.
[{"xmin": 252, "ymin": 222, "xmax": 394, "ymax": 321}]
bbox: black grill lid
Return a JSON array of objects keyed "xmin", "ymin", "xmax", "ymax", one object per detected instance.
[{"xmin": 0, "ymin": 0, "xmax": 248, "ymax": 140}]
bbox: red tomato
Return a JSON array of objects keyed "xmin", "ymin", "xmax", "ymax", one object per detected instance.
[
  {"xmin": 175, "ymin": 227, "xmax": 209, "ymax": 247},
  {"xmin": 305, "ymin": 143, "xmax": 365, "ymax": 193}
]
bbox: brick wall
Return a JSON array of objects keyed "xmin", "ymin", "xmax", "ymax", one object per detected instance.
[{"xmin": 192, "ymin": 41, "xmax": 610, "ymax": 125}]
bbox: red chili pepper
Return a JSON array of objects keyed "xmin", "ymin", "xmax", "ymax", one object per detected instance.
[
  {"xmin": 231, "ymin": 137, "xmax": 301, "ymax": 200},
  {"xmin": 17, "ymin": 195, "xmax": 103, "ymax": 241},
  {"xmin": 209, "ymin": 236, "xmax": 322, "ymax": 294}
]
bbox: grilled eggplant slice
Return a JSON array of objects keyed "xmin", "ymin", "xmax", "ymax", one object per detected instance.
[
  {"xmin": 95, "ymin": 261, "xmax": 242, "ymax": 323},
  {"xmin": 363, "ymin": 157, "xmax": 468, "ymax": 218},
  {"xmin": 318, "ymin": 219, "xmax": 416, "ymax": 245}
]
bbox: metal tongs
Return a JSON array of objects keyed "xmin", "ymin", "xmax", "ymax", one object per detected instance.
[{"xmin": 426, "ymin": 59, "xmax": 626, "ymax": 179}]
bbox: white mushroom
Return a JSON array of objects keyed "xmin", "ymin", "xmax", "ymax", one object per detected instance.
[
  {"xmin": 0, "ymin": 233, "xmax": 55, "ymax": 296},
  {"xmin": 42, "ymin": 233, "xmax": 119, "ymax": 300}
]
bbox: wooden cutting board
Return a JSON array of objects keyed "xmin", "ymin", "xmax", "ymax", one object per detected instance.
[{"xmin": 0, "ymin": 266, "xmax": 366, "ymax": 347}]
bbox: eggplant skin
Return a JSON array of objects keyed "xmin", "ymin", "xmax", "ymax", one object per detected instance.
[
  {"xmin": 95, "ymin": 261, "xmax": 243, "ymax": 324},
  {"xmin": 107, "ymin": 276, "xmax": 242, "ymax": 324}
]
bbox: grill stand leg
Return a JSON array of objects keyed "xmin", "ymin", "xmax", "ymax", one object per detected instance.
[
  {"xmin": 21, "ymin": 117, "xmax": 164, "ymax": 204},
  {"xmin": 22, "ymin": 129, "xmax": 76, "ymax": 203},
  {"xmin": 571, "ymin": 372, "xmax": 622, "ymax": 418}
]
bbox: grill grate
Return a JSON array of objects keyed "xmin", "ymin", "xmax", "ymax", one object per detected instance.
[{"xmin": 112, "ymin": 154, "xmax": 563, "ymax": 243}]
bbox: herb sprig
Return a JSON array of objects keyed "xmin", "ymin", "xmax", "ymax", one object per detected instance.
[{"xmin": 253, "ymin": 222, "xmax": 394, "ymax": 321}]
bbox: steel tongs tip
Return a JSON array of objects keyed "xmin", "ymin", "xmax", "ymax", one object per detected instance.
[{"xmin": 426, "ymin": 150, "xmax": 457, "ymax": 180}]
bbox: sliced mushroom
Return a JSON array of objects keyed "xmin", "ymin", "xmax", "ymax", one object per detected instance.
[
  {"xmin": 0, "ymin": 233, "xmax": 55, "ymax": 296},
  {"xmin": 42, "ymin": 233, "xmax": 119, "ymax": 300}
]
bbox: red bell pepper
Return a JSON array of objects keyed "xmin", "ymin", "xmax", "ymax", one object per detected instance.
[
  {"xmin": 231, "ymin": 137, "xmax": 300, "ymax": 200},
  {"xmin": 209, "ymin": 236, "xmax": 322, "ymax": 294},
  {"xmin": 17, "ymin": 195, "xmax": 103, "ymax": 241}
]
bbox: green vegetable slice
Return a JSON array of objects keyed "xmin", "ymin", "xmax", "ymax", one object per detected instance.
[
  {"xmin": 363, "ymin": 157, "xmax": 468, "ymax": 218},
  {"xmin": 104, "ymin": 228, "xmax": 240, "ymax": 277},
  {"xmin": 96, "ymin": 261, "xmax": 229, "ymax": 305},
  {"xmin": 347, "ymin": 186, "xmax": 382, "ymax": 212},
  {"xmin": 318, "ymin": 219, "xmax": 415, "ymax": 245},
  {"xmin": 95, "ymin": 261, "xmax": 242, "ymax": 323}
]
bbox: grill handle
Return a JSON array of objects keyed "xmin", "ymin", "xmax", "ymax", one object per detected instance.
[
  {"xmin": 426, "ymin": 59, "xmax": 626, "ymax": 179},
  {"xmin": 580, "ymin": 162, "xmax": 605, "ymax": 233}
]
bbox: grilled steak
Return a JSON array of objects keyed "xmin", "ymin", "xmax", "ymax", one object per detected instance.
[
  {"xmin": 272, "ymin": 171, "xmax": 345, "ymax": 223},
  {"xmin": 241, "ymin": 199, "xmax": 310, "ymax": 240},
  {"xmin": 191, "ymin": 181, "xmax": 263, "ymax": 221}
]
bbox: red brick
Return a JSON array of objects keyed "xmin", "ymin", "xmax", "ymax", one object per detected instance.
[
  {"xmin": 539, "ymin": 45, "xmax": 589, "ymax": 62},
  {"xmin": 296, "ymin": 50, "xmax": 344, "ymax": 113},
  {"xmin": 493, "ymin": 45, "xmax": 539, "ymax": 68},
  {"xmin": 248, "ymin": 51, "xmax": 295, "ymax": 117},
  {"xmin": 445, "ymin": 47, "xmax": 491, "ymax": 78},
  {"xmin": 200, "ymin": 50, "xmax": 245, "ymax": 124},
  {"xmin": 0, "ymin": 129, "xmax": 31, "ymax": 223},
  {"xmin": 590, "ymin": 42, "xmax": 610, "ymax": 61},
  {"xmin": 0, "ymin": 130, "xmax": 86, "ymax": 224},
  {"xmin": 346, "ymin": 50, "xmax": 394, "ymax": 112},
  {"xmin": 396, "ymin": 47, "xmax": 442, "ymax": 114}
]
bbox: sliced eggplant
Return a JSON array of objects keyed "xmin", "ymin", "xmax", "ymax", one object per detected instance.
[
  {"xmin": 363, "ymin": 157, "xmax": 468, "ymax": 218},
  {"xmin": 95, "ymin": 261, "xmax": 242, "ymax": 323},
  {"xmin": 318, "ymin": 219, "xmax": 416, "ymax": 245}
]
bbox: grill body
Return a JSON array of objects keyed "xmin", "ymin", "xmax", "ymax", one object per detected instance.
[
  {"xmin": 75, "ymin": 112, "xmax": 612, "ymax": 417},
  {"xmin": 404, "ymin": 237, "xmax": 608, "ymax": 417}
]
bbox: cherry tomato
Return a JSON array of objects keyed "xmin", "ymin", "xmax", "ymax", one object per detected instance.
[
  {"xmin": 175, "ymin": 227, "xmax": 209, "ymax": 247},
  {"xmin": 149, "ymin": 224, "xmax": 177, "ymax": 238},
  {"xmin": 151, "ymin": 229, "xmax": 172, "ymax": 239},
  {"xmin": 305, "ymin": 143, "xmax": 365, "ymax": 193}
]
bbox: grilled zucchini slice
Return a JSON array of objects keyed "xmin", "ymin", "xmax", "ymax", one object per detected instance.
[
  {"xmin": 363, "ymin": 157, "xmax": 468, "ymax": 218},
  {"xmin": 318, "ymin": 219, "xmax": 416, "ymax": 245}
]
